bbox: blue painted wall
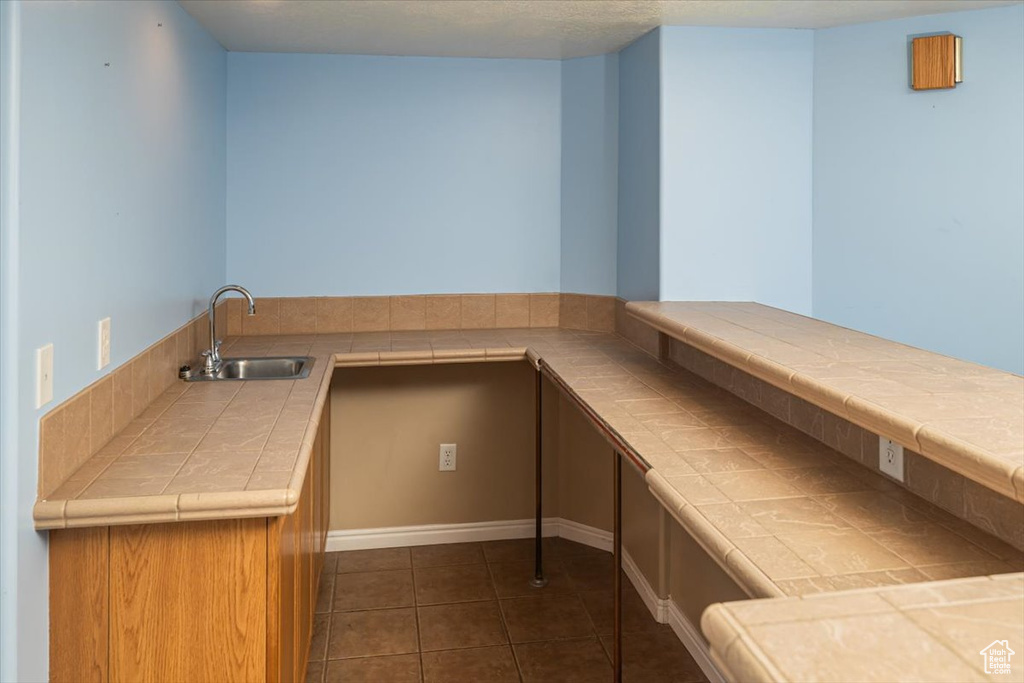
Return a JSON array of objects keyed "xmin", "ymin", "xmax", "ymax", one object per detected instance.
[
  {"xmin": 560, "ymin": 54, "xmax": 619, "ymax": 296},
  {"xmin": 616, "ymin": 30, "xmax": 661, "ymax": 301},
  {"xmin": 227, "ymin": 53, "xmax": 562, "ymax": 296},
  {"xmin": 814, "ymin": 5, "xmax": 1024, "ymax": 373},
  {"xmin": 660, "ymin": 27, "xmax": 814, "ymax": 313},
  {"xmin": 0, "ymin": 3, "xmax": 19, "ymax": 676},
  {"xmin": 0, "ymin": 2, "xmax": 226, "ymax": 679}
]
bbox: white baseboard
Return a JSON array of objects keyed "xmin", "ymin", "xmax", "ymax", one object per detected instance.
[
  {"xmin": 326, "ymin": 518, "xmax": 560, "ymax": 551},
  {"xmin": 666, "ymin": 599, "xmax": 727, "ymax": 683},
  {"xmin": 326, "ymin": 517, "xmax": 723, "ymax": 682},
  {"xmin": 620, "ymin": 549, "xmax": 669, "ymax": 623},
  {"xmin": 556, "ymin": 517, "xmax": 613, "ymax": 552},
  {"xmin": 616, "ymin": 544, "xmax": 722, "ymax": 682}
]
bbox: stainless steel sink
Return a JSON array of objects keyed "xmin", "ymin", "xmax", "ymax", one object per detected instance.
[{"xmin": 184, "ymin": 356, "xmax": 314, "ymax": 381}]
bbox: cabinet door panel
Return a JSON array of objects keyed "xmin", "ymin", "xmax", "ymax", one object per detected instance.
[
  {"xmin": 320, "ymin": 394, "xmax": 331, "ymax": 554},
  {"xmin": 268, "ymin": 513, "xmax": 297, "ymax": 683},
  {"xmin": 312, "ymin": 424, "xmax": 322, "ymax": 578},
  {"xmin": 109, "ymin": 519, "xmax": 267, "ymax": 683},
  {"xmin": 297, "ymin": 458, "xmax": 314, "ymax": 680},
  {"xmin": 50, "ymin": 527, "xmax": 109, "ymax": 683},
  {"xmin": 268, "ymin": 403, "xmax": 329, "ymax": 683}
]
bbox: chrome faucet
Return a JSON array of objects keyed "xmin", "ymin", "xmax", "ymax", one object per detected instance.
[{"xmin": 202, "ymin": 285, "xmax": 256, "ymax": 375}]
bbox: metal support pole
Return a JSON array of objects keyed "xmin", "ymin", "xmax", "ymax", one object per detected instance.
[
  {"xmin": 530, "ymin": 365, "xmax": 547, "ymax": 588},
  {"xmin": 613, "ymin": 449, "xmax": 623, "ymax": 683}
]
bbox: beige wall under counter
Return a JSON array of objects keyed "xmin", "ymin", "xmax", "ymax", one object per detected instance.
[{"xmin": 330, "ymin": 362, "xmax": 560, "ymax": 529}]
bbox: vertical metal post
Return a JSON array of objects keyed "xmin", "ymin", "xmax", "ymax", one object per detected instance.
[
  {"xmin": 530, "ymin": 365, "xmax": 547, "ymax": 588},
  {"xmin": 613, "ymin": 449, "xmax": 623, "ymax": 682}
]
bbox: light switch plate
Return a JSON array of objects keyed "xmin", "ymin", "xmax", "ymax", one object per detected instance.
[
  {"xmin": 36, "ymin": 343, "xmax": 54, "ymax": 409},
  {"xmin": 98, "ymin": 317, "xmax": 111, "ymax": 370},
  {"xmin": 879, "ymin": 438, "xmax": 905, "ymax": 482}
]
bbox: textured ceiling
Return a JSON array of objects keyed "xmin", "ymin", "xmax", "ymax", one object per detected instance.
[{"xmin": 179, "ymin": 0, "xmax": 1021, "ymax": 59}]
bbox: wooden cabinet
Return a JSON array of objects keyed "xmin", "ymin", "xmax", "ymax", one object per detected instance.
[
  {"xmin": 266, "ymin": 402, "xmax": 326, "ymax": 683},
  {"xmin": 50, "ymin": 396, "xmax": 331, "ymax": 683}
]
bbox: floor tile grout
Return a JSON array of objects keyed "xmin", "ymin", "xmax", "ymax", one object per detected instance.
[
  {"xmin": 313, "ymin": 541, "xmax": 709, "ymax": 682},
  {"xmin": 486, "ymin": 560, "xmax": 525, "ymax": 682}
]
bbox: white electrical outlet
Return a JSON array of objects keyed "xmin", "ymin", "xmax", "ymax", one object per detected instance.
[
  {"xmin": 879, "ymin": 438, "xmax": 904, "ymax": 482},
  {"xmin": 98, "ymin": 317, "xmax": 111, "ymax": 370},
  {"xmin": 36, "ymin": 343, "xmax": 54, "ymax": 409},
  {"xmin": 439, "ymin": 443, "xmax": 457, "ymax": 471}
]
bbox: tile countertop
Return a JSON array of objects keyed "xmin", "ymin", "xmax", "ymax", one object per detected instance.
[
  {"xmin": 627, "ymin": 301, "xmax": 1024, "ymax": 503},
  {"xmin": 701, "ymin": 573, "xmax": 1024, "ymax": 682},
  {"xmin": 35, "ymin": 326, "xmax": 1023, "ymax": 591},
  {"xmin": 33, "ymin": 318, "xmax": 1024, "ymax": 683}
]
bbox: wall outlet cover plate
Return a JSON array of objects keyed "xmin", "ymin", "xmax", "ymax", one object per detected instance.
[
  {"xmin": 879, "ymin": 438, "xmax": 905, "ymax": 482},
  {"xmin": 439, "ymin": 443, "xmax": 457, "ymax": 471},
  {"xmin": 36, "ymin": 343, "xmax": 54, "ymax": 409},
  {"xmin": 98, "ymin": 317, "xmax": 111, "ymax": 370}
]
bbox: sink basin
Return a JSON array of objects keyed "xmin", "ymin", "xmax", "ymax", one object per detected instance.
[{"xmin": 185, "ymin": 356, "xmax": 314, "ymax": 381}]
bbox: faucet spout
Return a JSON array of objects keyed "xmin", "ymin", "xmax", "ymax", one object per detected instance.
[{"xmin": 204, "ymin": 285, "xmax": 256, "ymax": 374}]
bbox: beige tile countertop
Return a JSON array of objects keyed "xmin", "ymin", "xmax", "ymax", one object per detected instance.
[
  {"xmin": 35, "ymin": 327, "xmax": 1023, "ymax": 593},
  {"xmin": 627, "ymin": 301, "xmax": 1024, "ymax": 503},
  {"xmin": 702, "ymin": 572, "xmax": 1024, "ymax": 682},
  {"xmin": 33, "ymin": 331, "xmax": 531, "ymax": 529},
  {"xmin": 33, "ymin": 318, "xmax": 1024, "ymax": 683}
]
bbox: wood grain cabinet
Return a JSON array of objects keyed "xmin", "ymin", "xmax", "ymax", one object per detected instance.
[{"xmin": 49, "ymin": 397, "xmax": 331, "ymax": 683}]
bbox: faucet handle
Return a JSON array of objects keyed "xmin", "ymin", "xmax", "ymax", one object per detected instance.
[{"xmin": 214, "ymin": 339, "xmax": 222, "ymax": 350}]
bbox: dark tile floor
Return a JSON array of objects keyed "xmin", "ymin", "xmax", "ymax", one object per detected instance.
[{"xmin": 306, "ymin": 538, "xmax": 709, "ymax": 682}]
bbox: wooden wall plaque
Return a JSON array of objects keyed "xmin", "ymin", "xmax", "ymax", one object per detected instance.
[{"xmin": 912, "ymin": 34, "xmax": 961, "ymax": 90}]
